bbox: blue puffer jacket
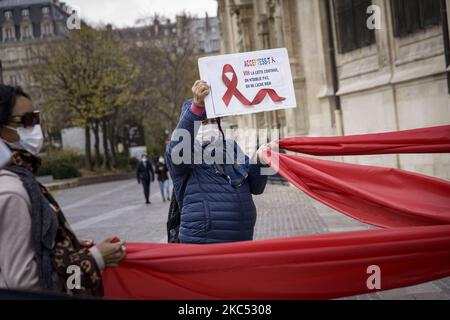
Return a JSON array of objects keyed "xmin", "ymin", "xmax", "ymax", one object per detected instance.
[{"xmin": 166, "ymin": 100, "xmax": 268, "ymax": 244}]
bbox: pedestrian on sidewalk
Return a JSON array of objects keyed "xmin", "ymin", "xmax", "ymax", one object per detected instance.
[
  {"xmin": 155, "ymin": 156, "xmax": 170, "ymax": 202},
  {"xmin": 166, "ymin": 80, "xmax": 271, "ymax": 244},
  {"xmin": 136, "ymin": 153, "xmax": 154, "ymax": 204},
  {"xmin": 0, "ymin": 85, "xmax": 126, "ymax": 297}
]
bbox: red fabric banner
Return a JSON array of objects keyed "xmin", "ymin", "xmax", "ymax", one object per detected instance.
[
  {"xmin": 103, "ymin": 125, "xmax": 450, "ymax": 300},
  {"xmin": 103, "ymin": 226, "xmax": 450, "ymax": 300},
  {"xmin": 264, "ymin": 151, "xmax": 450, "ymax": 228},
  {"xmin": 278, "ymin": 125, "xmax": 450, "ymax": 156}
]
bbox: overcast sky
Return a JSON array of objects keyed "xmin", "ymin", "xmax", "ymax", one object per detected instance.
[{"xmin": 63, "ymin": 0, "xmax": 218, "ymax": 28}]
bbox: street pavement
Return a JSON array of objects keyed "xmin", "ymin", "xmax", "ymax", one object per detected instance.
[{"xmin": 53, "ymin": 179, "xmax": 450, "ymax": 300}]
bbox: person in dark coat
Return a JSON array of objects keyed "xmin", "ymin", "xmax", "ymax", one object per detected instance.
[
  {"xmin": 136, "ymin": 153, "xmax": 155, "ymax": 204},
  {"xmin": 166, "ymin": 80, "xmax": 270, "ymax": 244},
  {"xmin": 155, "ymin": 156, "xmax": 170, "ymax": 202}
]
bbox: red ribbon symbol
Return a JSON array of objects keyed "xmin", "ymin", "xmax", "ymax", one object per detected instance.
[{"xmin": 222, "ymin": 64, "xmax": 286, "ymax": 107}]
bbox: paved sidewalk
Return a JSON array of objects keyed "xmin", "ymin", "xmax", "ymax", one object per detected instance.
[{"xmin": 252, "ymin": 184, "xmax": 450, "ymax": 300}]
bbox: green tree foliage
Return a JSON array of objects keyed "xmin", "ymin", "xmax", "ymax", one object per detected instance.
[
  {"xmin": 33, "ymin": 26, "xmax": 136, "ymax": 170},
  {"xmin": 123, "ymin": 14, "xmax": 200, "ymax": 157},
  {"xmin": 32, "ymin": 15, "xmax": 200, "ymax": 171}
]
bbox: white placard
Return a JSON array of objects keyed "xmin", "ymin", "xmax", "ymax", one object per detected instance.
[{"xmin": 198, "ymin": 48, "xmax": 296, "ymax": 119}]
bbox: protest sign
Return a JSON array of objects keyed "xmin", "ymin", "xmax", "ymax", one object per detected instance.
[{"xmin": 198, "ymin": 48, "xmax": 297, "ymax": 118}]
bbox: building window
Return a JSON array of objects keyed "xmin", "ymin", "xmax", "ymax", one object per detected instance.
[
  {"xmin": 22, "ymin": 9, "xmax": 30, "ymax": 17},
  {"xmin": 9, "ymin": 75, "xmax": 18, "ymax": 86},
  {"xmin": 391, "ymin": 0, "xmax": 441, "ymax": 37},
  {"xmin": 7, "ymin": 50, "xmax": 17, "ymax": 61},
  {"xmin": 25, "ymin": 47, "xmax": 33, "ymax": 60},
  {"xmin": 4, "ymin": 11, "xmax": 12, "ymax": 20},
  {"xmin": 4, "ymin": 27, "xmax": 15, "ymax": 41},
  {"xmin": 333, "ymin": 0, "xmax": 376, "ymax": 54},
  {"xmin": 211, "ymin": 39, "xmax": 220, "ymax": 51},
  {"xmin": 42, "ymin": 22, "xmax": 53, "ymax": 36},
  {"xmin": 22, "ymin": 25, "xmax": 33, "ymax": 39},
  {"xmin": 42, "ymin": 6, "xmax": 50, "ymax": 15}
]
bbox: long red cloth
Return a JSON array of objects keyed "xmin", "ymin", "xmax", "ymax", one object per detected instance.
[
  {"xmin": 279, "ymin": 125, "xmax": 450, "ymax": 156},
  {"xmin": 103, "ymin": 125, "xmax": 450, "ymax": 299}
]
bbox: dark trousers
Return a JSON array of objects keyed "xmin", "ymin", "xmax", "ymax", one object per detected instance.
[{"xmin": 141, "ymin": 178, "xmax": 151, "ymax": 202}]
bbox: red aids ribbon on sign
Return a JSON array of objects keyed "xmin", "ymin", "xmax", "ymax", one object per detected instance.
[{"xmin": 222, "ymin": 64, "xmax": 286, "ymax": 107}]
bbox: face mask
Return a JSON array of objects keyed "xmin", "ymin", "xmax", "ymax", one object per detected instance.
[
  {"xmin": 159, "ymin": 157, "xmax": 165, "ymax": 164},
  {"xmin": 5, "ymin": 125, "xmax": 44, "ymax": 155},
  {"xmin": 0, "ymin": 140, "xmax": 12, "ymax": 168},
  {"xmin": 196, "ymin": 123, "xmax": 221, "ymax": 145}
]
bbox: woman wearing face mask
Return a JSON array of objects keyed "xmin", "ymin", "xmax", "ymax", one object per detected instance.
[
  {"xmin": 166, "ymin": 80, "xmax": 270, "ymax": 244},
  {"xmin": 155, "ymin": 156, "xmax": 170, "ymax": 202},
  {"xmin": 0, "ymin": 85, "xmax": 126, "ymax": 296}
]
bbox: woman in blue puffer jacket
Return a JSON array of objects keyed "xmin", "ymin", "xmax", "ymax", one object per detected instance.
[{"xmin": 166, "ymin": 80, "xmax": 269, "ymax": 244}]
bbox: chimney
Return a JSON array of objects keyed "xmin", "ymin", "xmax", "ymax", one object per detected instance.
[{"xmin": 205, "ymin": 11, "xmax": 209, "ymax": 31}]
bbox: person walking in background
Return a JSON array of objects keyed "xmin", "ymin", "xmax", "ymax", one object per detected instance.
[
  {"xmin": 155, "ymin": 156, "xmax": 170, "ymax": 202},
  {"xmin": 136, "ymin": 153, "xmax": 154, "ymax": 204}
]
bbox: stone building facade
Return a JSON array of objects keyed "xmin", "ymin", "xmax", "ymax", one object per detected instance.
[
  {"xmin": 0, "ymin": 0, "xmax": 70, "ymax": 95},
  {"xmin": 217, "ymin": 0, "xmax": 450, "ymax": 180},
  {"xmin": 119, "ymin": 13, "xmax": 220, "ymax": 55},
  {"xmin": 181, "ymin": 13, "xmax": 220, "ymax": 54}
]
